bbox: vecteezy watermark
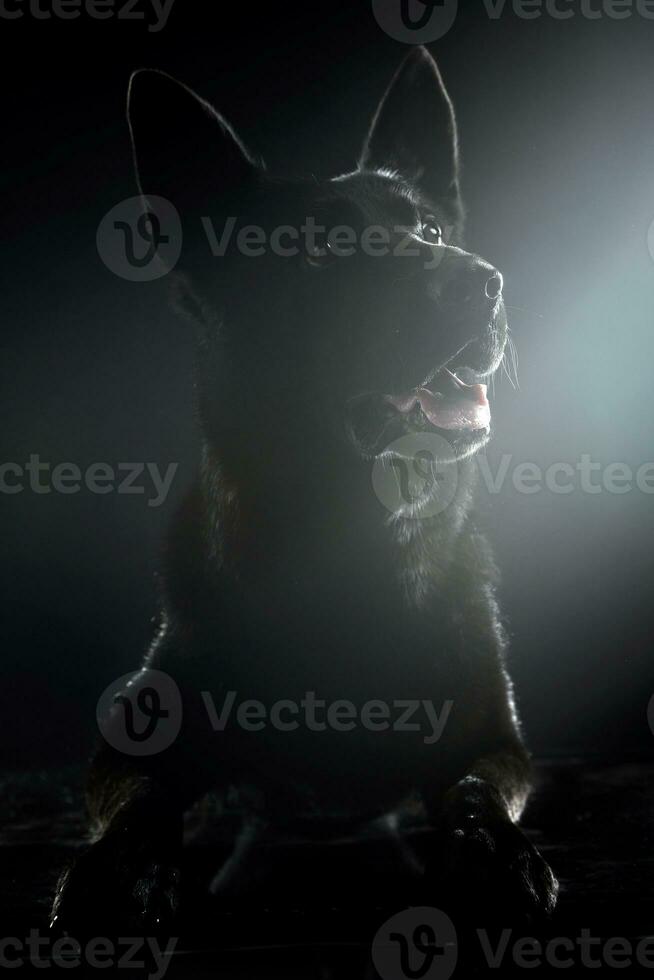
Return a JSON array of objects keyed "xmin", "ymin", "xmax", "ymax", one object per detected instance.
[
  {"xmin": 97, "ymin": 197, "xmax": 455, "ymax": 281},
  {"xmin": 372, "ymin": 907, "xmax": 654, "ymax": 977},
  {"xmin": 648, "ymin": 693, "xmax": 654, "ymax": 737},
  {"xmin": 372, "ymin": 907, "xmax": 458, "ymax": 980},
  {"xmin": 372, "ymin": 432, "xmax": 459, "ymax": 519},
  {"xmin": 200, "ymin": 215, "xmax": 451, "ymax": 268},
  {"xmin": 373, "ymin": 437, "xmax": 654, "ymax": 519},
  {"xmin": 97, "ymin": 669, "xmax": 454, "ymax": 755},
  {"xmin": 97, "ymin": 196, "xmax": 182, "ymax": 281},
  {"xmin": 372, "ymin": 0, "xmax": 654, "ymax": 44},
  {"xmin": 477, "ymin": 453, "xmax": 654, "ymax": 497},
  {"xmin": 0, "ymin": 0, "xmax": 176, "ymax": 31},
  {"xmin": 0, "ymin": 456, "xmax": 178, "ymax": 507},
  {"xmin": 476, "ymin": 929, "xmax": 654, "ymax": 969},
  {"xmin": 97, "ymin": 669, "xmax": 184, "ymax": 757},
  {"xmin": 202, "ymin": 691, "xmax": 453, "ymax": 745},
  {"xmin": 0, "ymin": 931, "xmax": 176, "ymax": 976},
  {"xmin": 372, "ymin": 0, "xmax": 459, "ymax": 43}
]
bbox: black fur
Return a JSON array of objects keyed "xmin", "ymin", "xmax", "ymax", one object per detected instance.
[{"xmin": 52, "ymin": 47, "xmax": 558, "ymax": 934}]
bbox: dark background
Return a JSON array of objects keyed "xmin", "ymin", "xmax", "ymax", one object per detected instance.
[{"xmin": 2, "ymin": 0, "xmax": 653, "ymax": 768}]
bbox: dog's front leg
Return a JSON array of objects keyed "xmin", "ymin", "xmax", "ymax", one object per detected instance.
[
  {"xmin": 51, "ymin": 743, "xmax": 199, "ymax": 935},
  {"xmin": 424, "ymin": 743, "xmax": 559, "ymax": 922}
]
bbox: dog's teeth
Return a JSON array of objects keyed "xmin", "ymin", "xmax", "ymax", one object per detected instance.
[
  {"xmin": 453, "ymin": 366, "xmax": 476, "ymax": 385},
  {"xmin": 438, "ymin": 368, "xmax": 463, "ymax": 393}
]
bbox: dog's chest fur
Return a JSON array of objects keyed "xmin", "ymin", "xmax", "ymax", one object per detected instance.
[{"xmin": 152, "ymin": 475, "xmax": 502, "ymax": 820}]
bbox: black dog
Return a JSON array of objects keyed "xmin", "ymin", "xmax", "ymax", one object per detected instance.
[{"xmin": 52, "ymin": 46, "xmax": 558, "ymax": 932}]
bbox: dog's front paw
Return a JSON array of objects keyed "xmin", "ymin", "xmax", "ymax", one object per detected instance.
[
  {"xmin": 427, "ymin": 819, "xmax": 558, "ymax": 925},
  {"xmin": 51, "ymin": 832, "xmax": 181, "ymax": 937}
]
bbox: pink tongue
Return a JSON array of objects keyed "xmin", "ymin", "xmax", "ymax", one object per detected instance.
[
  {"xmin": 388, "ymin": 380, "xmax": 490, "ymax": 432},
  {"xmin": 416, "ymin": 384, "xmax": 490, "ymax": 431}
]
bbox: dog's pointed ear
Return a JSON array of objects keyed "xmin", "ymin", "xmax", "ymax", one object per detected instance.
[
  {"xmin": 359, "ymin": 47, "xmax": 460, "ymax": 208},
  {"xmin": 127, "ymin": 69, "xmax": 258, "ymax": 215}
]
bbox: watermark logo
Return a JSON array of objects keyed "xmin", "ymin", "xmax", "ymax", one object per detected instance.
[
  {"xmin": 97, "ymin": 202, "xmax": 453, "ymax": 280},
  {"xmin": 0, "ymin": 0, "xmax": 177, "ymax": 32},
  {"xmin": 0, "ymin": 931, "xmax": 176, "ymax": 976},
  {"xmin": 0, "ymin": 455, "xmax": 178, "ymax": 508},
  {"xmin": 97, "ymin": 196, "xmax": 182, "ymax": 281},
  {"xmin": 372, "ymin": 907, "xmax": 458, "ymax": 980},
  {"xmin": 97, "ymin": 669, "xmax": 182, "ymax": 756},
  {"xmin": 372, "ymin": 0, "xmax": 459, "ymax": 43},
  {"xmin": 373, "ymin": 915, "xmax": 654, "ymax": 974},
  {"xmin": 202, "ymin": 691, "xmax": 452, "ymax": 745},
  {"xmin": 98, "ymin": 679, "xmax": 453, "ymax": 753},
  {"xmin": 648, "ymin": 693, "xmax": 654, "ymax": 737},
  {"xmin": 372, "ymin": 432, "xmax": 458, "ymax": 518},
  {"xmin": 373, "ymin": 0, "xmax": 654, "ymax": 43},
  {"xmin": 372, "ymin": 445, "xmax": 654, "ymax": 521}
]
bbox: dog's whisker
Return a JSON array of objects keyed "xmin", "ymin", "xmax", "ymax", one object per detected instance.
[
  {"xmin": 504, "ymin": 304, "xmax": 545, "ymax": 322},
  {"xmin": 501, "ymin": 352, "xmax": 517, "ymax": 391},
  {"xmin": 507, "ymin": 334, "xmax": 520, "ymax": 391},
  {"xmin": 507, "ymin": 332, "xmax": 520, "ymax": 390}
]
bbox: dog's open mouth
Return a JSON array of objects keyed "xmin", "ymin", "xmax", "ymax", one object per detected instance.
[{"xmin": 385, "ymin": 367, "xmax": 490, "ymax": 432}]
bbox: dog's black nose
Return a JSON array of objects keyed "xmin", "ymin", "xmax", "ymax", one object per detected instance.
[
  {"xmin": 485, "ymin": 272, "xmax": 504, "ymax": 301},
  {"xmin": 440, "ymin": 263, "xmax": 503, "ymax": 308}
]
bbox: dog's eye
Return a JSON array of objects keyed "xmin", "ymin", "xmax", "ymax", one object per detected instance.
[
  {"xmin": 420, "ymin": 216, "xmax": 443, "ymax": 246},
  {"xmin": 305, "ymin": 232, "xmax": 335, "ymax": 269}
]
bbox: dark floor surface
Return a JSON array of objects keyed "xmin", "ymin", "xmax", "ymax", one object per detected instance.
[{"xmin": 2, "ymin": 759, "xmax": 653, "ymax": 977}]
